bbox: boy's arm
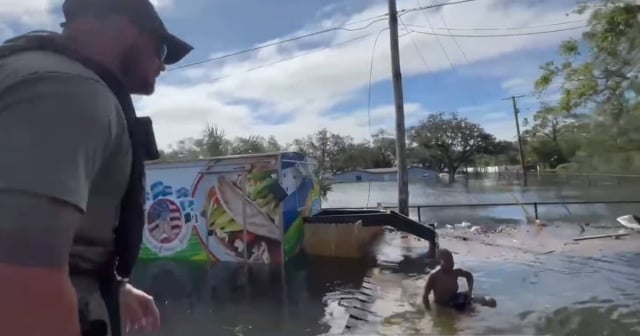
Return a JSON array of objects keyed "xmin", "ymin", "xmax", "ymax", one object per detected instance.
[
  {"xmin": 456, "ymin": 269, "xmax": 474, "ymax": 297},
  {"xmin": 423, "ymin": 274, "xmax": 434, "ymax": 310}
]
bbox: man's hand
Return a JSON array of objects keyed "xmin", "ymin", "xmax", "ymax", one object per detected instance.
[{"xmin": 120, "ymin": 283, "xmax": 160, "ymax": 333}]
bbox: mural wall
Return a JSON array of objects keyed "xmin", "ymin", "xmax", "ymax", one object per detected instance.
[{"xmin": 139, "ymin": 153, "xmax": 320, "ymax": 264}]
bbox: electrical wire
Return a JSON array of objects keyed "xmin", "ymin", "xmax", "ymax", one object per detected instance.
[
  {"xmin": 365, "ymin": 28, "xmax": 389, "ymax": 209},
  {"xmin": 418, "ymin": 19, "xmax": 588, "ymax": 32},
  {"xmin": 208, "ymin": 33, "xmax": 374, "ymax": 82},
  {"xmin": 398, "ymin": 0, "xmax": 485, "ymax": 17},
  {"xmin": 409, "ymin": 25, "xmax": 589, "ymax": 38},
  {"xmin": 364, "ymin": 28, "xmax": 412, "ymax": 208},
  {"xmin": 168, "ymin": 0, "xmax": 487, "ymax": 72},
  {"xmin": 397, "ymin": 15, "xmax": 433, "ymax": 73},
  {"xmin": 423, "ymin": 0, "xmax": 470, "ymax": 63},
  {"xmin": 412, "ymin": 2, "xmax": 457, "ymax": 71},
  {"xmin": 168, "ymin": 17, "xmax": 388, "ymax": 72}
]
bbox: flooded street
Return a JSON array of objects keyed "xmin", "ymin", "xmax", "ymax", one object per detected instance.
[
  {"xmin": 344, "ymin": 232, "xmax": 640, "ymax": 336},
  {"xmin": 130, "ymin": 178, "xmax": 640, "ymax": 336}
]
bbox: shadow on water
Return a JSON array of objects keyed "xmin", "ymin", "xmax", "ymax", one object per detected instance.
[{"xmin": 129, "ymin": 255, "xmax": 374, "ymax": 336}]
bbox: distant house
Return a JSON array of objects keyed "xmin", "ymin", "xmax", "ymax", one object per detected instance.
[{"xmin": 332, "ymin": 167, "xmax": 438, "ymax": 183}]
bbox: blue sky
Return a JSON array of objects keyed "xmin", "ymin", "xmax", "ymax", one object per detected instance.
[{"xmin": 0, "ymin": 0, "xmax": 589, "ymax": 149}]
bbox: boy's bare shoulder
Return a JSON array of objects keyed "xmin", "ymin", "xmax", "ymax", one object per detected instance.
[{"xmin": 427, "ymin": 267, "xmax": 442, "ymax": 279}]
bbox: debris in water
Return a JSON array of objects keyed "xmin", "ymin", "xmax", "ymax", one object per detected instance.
[
  {"xmin": 457, "ymin": 221, "xmax": 472, "ymax": 229},
  {"xmin": 470, "ymin": 226, "xmax": 488, "ymax": 234}
]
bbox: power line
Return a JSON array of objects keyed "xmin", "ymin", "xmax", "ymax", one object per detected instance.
[
  {"xmin": 398, "ymin": 0, "xmax": 485, "ymax": 16},
  {"xmin": 410, "ymin": 25, "xmax": 589, "ymax": 38},
  {"xmin": 168, "ymin": 17, "xmax": 388, "ymax": 71},
  {"xmin": 174, "ymin": 24, "xmax": 590, "ymax": 87},
  {"xmin": 365, "ymin": 27, "xmax": 388, "ymax": 209},
  {"xmin": 170, "ymin": 21, "xmax": 589, "ymax": 82},
  {"xmin": 209, "ymin": 33, "xmax": 374, "ymax": 82},
  {"xmin": 421, "ymin": 19, "xmax": 588, "ymax": 31},
  {"xmin": 168, "ymin": 0, "xmax": 487, "ymax": 72},
  {"xmin": 434, "ymin": 8, "xmax": 470, "ymax": 63},
  {"xmin": 397, "ymin": 15, "xmax": 433, "ymax": 73},
  {"xmin": 413, "ymin": 1, "xmax": 457, "ymax": 71}
]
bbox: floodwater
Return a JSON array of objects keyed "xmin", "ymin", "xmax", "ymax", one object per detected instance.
[{"xmin": 130, "ymin": 177, "xmax": 640, "ymax": 336}]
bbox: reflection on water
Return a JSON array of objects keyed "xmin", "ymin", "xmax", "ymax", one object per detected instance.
[
  {"xmin": 130, "ymin": 249, "xmax": 640, "ymax": 336},
  {"xmin": 129, "ymin": 180, "xmax": 640, "ymax": 335},
  {"xmin": 130, "ymin": 256, "xmax": 372, "ymax": 336}
]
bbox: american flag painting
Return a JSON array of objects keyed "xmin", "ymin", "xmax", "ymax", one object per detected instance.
[
  {"xmin": 147, "ymin": 198, "xmax": 184, "ymax": 244},
  {"xmin": 176, "ymin": 187, "xmax": 190, "ymax": 199}
]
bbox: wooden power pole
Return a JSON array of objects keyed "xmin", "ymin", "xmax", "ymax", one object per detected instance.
[
  {"xmin": 503, "ymin": 95, "xmax": 528, "ymax": 187},
  {"xmin": 388, "ymin": 0, "xmax": 409, "ymax": 216}
]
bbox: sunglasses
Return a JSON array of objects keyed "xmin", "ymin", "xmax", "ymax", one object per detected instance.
[{"xmin": 157, "ymin": 42, "xmax": 167, "ymax": 63}]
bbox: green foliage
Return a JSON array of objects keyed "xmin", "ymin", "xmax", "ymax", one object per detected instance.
[
  {"xmin": 408, "ymin": 112, "xmax": 496, "ymax": 183},
  {"xmin": 528, "ymin": 0, "xmax": 640, "ymax": 173},
  {"xmin": 159, "ymin": 114, "xmax": 506, "ymax": 184}
]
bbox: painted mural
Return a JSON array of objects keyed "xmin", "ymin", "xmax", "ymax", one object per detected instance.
[
  {"xmin": 139, "ymin": 153, "xmax": 320, "ymax": 264},
  {"xmin": 139, "ymin": 181, "xmax": 208, "ymax": 261},
  {"xmin": 191, "ymin": 159, "xmax": 285, "ymax": 263}
]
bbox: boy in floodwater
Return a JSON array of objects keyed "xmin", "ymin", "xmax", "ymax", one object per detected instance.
[{"xmin": 423, "ymin": 248, "xmax": 497, "ymax": 312}]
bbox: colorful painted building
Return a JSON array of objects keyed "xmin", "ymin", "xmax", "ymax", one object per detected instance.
[{"xmin": 140, "ymin": 152, "xmax": 321, "ymax": 264}]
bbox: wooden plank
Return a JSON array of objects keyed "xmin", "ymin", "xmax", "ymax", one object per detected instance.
[{"xmin": 572, "ymin": 232, "xmax": 629, "ymax": 241}]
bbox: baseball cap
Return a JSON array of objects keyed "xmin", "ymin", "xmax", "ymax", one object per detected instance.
[{"xmin": 62, "ymin": 0, "xmax": 193, "ymax": 65}]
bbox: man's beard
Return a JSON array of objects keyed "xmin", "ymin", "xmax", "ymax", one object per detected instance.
[{"xmin": 120, "ymin": 46, "xmax": 155, "ymax": 95}]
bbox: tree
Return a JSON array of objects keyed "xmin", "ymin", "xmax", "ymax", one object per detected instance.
[
  {"xmin": 370, "ymin": 129, "xmax": 396, "ymax": 168},
  {"xmin": 409, "ymin": 112, "xmax": 496, "ymax": 183},
  {"xmin": 266, "ymin": 135, "xmax": 282, "ymax": 152},
  {"xmin": 406, "ymin": 146, "xmax": 446, "ymax": 171},
  {"xmin": 533, "ymin": 0, "xmax": 640, "ymax": 173},
  {"xmin": 231, "ymin": 135, "xmax": 268, "ymax": 154},
  {"xmin": 471, "ymin": 140, "xmax": 520, "ymax": 168},
  {"xmin": 161, "ymin": 117, "xmax": 516, "ymax": 180},
  {"xmin": 159, "ymin": 137, "xmax": 203, "ymax": 161},
  {"xmin": 521, "ymin": 105, "xmax": 578, "ymax": 168},
  {"xmin": 202, "ymin": 124, "xmax": 231, "ymax": 157}
]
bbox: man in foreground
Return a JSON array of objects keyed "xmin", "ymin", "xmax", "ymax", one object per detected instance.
[
  {"xmin": 423, "ymin": 248, "xmax": 497, "ymax": 312},
  {"xmin": 0, "ymin": 0, "xmax": 193, "ymax": 335}
]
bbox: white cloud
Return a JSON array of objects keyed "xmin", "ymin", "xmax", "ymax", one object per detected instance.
[
  {"xmin": 0, "ymin": 0, "xmax": 588, "ymax": 150},
  {"xmin": 140, "ymin": 0, "xmax": 588, "ymax": 149},
  {"xmin": 0, "ymin": 0, "xmax": 173, "ymax": 28},
  {"xmin": 0, "ymin": 0, "xmax": 61, "ymax": 27}
]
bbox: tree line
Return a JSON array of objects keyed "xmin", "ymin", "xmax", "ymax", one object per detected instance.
[
  {"xmin": 161, "ymin": 0, "xmax": 639, "ymax": 181},
  {"xmin": 524, "ymin": 0, "xmax": 640, "ymax": 174},
  {"xmin": 159, "ymin": 112, "xmax": 520, "ymax": 184}
]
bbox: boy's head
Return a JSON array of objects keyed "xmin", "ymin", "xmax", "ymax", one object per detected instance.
[{"xmin": 437, "ymin": 248, "xmax": 454, "ymax": 271}]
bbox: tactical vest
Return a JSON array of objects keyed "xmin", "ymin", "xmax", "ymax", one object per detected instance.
[{"xmin": 0, "ymin": 31, "xmax": 158, "ymax": 336}]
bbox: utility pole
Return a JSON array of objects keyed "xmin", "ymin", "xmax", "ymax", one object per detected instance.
[
  {"xmin": 503, "ymin": 95, "xmax": 528, "ymax": 187},
  {"xmin": 388, "ymin": 0, "xmax": 409, "ymax": 216}
]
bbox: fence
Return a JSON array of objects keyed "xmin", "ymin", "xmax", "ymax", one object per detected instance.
[
  {"xmin": 494, "ymin": 170, "xmax": 640, "ymax": 187},
  {"xmin": 325, "ymin": 200, "xmax": 640, "ymax": 223}
]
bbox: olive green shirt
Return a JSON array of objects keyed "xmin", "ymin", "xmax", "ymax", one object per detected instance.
[{"xmin": 0, "ymin": 50, "xmax": 132, "ymax": 333}]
